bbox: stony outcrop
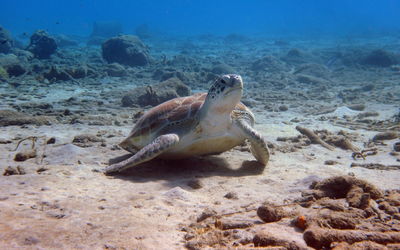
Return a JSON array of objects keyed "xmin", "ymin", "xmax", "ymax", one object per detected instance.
[
  {"xmin": 121, "ymin": 77, "xmax": 191, "ymax": 107},
  {"xmin": 27, "ymin": 30, "xmax": 57, "ymax": 59},
  {"xmin": 102, "ymin": 35, "xmax": 150, "ymax": 66}
]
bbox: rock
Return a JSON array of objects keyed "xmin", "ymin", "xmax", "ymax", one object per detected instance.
[
  {"xmin": 257, "ymin": 204, "xmax": 285, "ymax": 223},
  {"xmin": 72, "ymin": 134, "xmax": 104, "ymax": 147},
  {"xmin": 105, "ymin": 63, "xmax": 127, "ymax": 77},
  {"xmin": 224, "ymin": 191, "xmax": 238, "ymax": 200},
  {"xmin": 0, "ymin": 110, "xmax": 54, "ymax": 126},
  {"xmin": 3, "ymin": 166, "xmax": 25, "ymax": 176},
  {"xmin": 5, "ymin": 63, "xmax": 26, "ymax": 77},
  {"xmin": 187, "ymin": 179, "xmax": 203, "ymax": 189},
  {"xmin": 361, "ymin": 84, "xmax": 374, "ymax": 92},
  {"xmin": 121, "ymin": 77, "xmax": 191, "ymax": 107},
  {"xmin": 347, "ymin": 104, "xmax": 365, "ymax": 111},
  {"xmin": 162, "ymin": 187, "xmax": 192, "ymax": 202},
  {"xmin": 373, "ymin": 131, "xmax": 399, "ymax": 141},
  {"xmin": 210, "ymin": 63, "xmax": 235, "ymax": 74},
  {"xmin": 361, "ymin": 49, "xmax": 397, "ymax": 67},
  {"xmin": 27, "ymin": 30, "xmax": 57, "ymax": 59},
  {"xmin": 14, "ymin": 149, "xmax": 37, "ymax": 162},
  {"xmin": 0, "ymin": 54, "xmax": 27, "ymax": 77},
  {"xmin": 394, "ymin": 142, "xmax": 400, "ymax": 152},
  {"xmin": 46, "ymin": 137, "xmax": 56, "ymax": 144},
  {"xmin": 196, "ymin": 208, "xmax": 217, "ymax": 222},
  {"xmin": 253, "ymin": 231, "xmax": 301, "ymax": 249},
  {"xmin": 278, "ymin": 105, "xmax": 288, "ymax": 112},
  {"xmin": 0, "ymin": 26, "xmax": 13, "ymax": 53},
  {"xmin": 102, "ymin": 35, "xmax": 150, "ymax": 66}
]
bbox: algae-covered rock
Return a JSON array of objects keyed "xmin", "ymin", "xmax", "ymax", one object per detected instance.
[
  {"xmin": 102, "ymin": 35, "xmax": 150, "ymax": 66},
  {"xmin": 27, "ymin": 30, "xmax": 57, "ymax": 59},
  {"xmin": 121, "ymin": 77, "xmax": 191, "ymax": 107},
  {"xmin": 361, "ymin": 49, "xmax": 398, "ymax": 67},
  {"xmin": 0, "ymin": 26, "xmax": 13, "ymax": 53}
]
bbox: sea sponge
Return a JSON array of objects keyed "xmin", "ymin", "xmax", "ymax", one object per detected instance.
[{"xmin": 0, "ymin": 66, "xmax": 8, "ymax": 79}]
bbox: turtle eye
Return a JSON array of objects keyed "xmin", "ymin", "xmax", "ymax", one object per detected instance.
[{"xmin": 220, "ymin": 79, "xmax": 226, "ymax": 84}]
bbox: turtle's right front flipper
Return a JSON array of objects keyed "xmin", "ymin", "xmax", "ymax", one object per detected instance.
[{"xmin": 104, "ymin": 134, "xmax": 179, "ymax": 175}]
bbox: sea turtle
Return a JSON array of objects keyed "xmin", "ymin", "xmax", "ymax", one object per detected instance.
[{"xmin": 105, "ymin": 74, "xmax": 269, "ymax": 174}]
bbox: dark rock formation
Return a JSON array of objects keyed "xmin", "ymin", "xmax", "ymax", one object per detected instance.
[
  {"xmin": 102, "ymin": 35, "xmax": 150, "ymax": 67},
  {"xmin": 27, "ymin": 30, "xmax": 57, "ymax": 59},
  {"xmin": 0, "ymin": 26, "xmax": 13, "ymax": 53},
  {"xmin": 361, "ymin": 49, "xmax": 398, "ymax": 67},
  {"xmin": 121, "ymin": 77, "xmax": 191, "ymax": 107},
  {"xmin": 0, "ymin": 54, "xmax": 27, "ymax": 77}
]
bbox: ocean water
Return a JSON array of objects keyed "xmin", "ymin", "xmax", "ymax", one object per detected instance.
[{"xmin": 2, "ymin": 0, "xmax": 400, "ymax": 38}]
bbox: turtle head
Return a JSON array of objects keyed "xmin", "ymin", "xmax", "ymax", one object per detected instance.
[{"xmin": 205, "ymin": 74, "xmax": 243, "ymax": 113}]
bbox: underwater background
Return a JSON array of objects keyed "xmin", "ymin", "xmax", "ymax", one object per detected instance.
[{"xmin": 2, "ymin": 0, "xmax": 400, "ymax": 37}]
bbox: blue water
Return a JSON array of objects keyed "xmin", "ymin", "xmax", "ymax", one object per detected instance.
[{"xmin": 1, "ymin": 0, "xmax": 400, "ymax": 38}]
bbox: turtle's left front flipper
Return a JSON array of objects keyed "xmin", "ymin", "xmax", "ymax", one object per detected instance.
[
  {"xmin": 235, "ymin": 119, "xmax": 270, "ymax": 165},
  {"xmin": 104, "ymin": 133, "xmax": 179, "ymax": 175}
]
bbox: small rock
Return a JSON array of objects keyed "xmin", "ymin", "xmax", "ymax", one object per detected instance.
[
  {"xmin": 46, "ymin": 137, "xmax": 56, "ymax": 144},
  {"xmin": 14, "ymin": 149, "xmax": 36, "ymax": 162},
  {"xmin": 3, "ymin": 166, "xmax": 25, "ymax": 176},
  {"xmin": 23, "ymin": 236, "xmax": 40, "ymax": 245},
  {"xmin": 361, "ymin": 49, "xmax": 397, "ymax": 67},
  {"xmin": 72, "ymin": 134, "xmax": 104, "ymax": 147},
  {"xmin": 0, "ymin": 26, "xmax": 13, "ymax": 53},
  {"xmin": 218, "ymin": 218, "xmax": 253, "ymax": 230},
  {"xmin": 102, "ymin": 35, "xmax": 150, "ymax": 66},
  {"xmin": 347, "ymin": 104, "xmax": 365, "ymax": 111},
  {"xmin": 224, "ymin": 191, "xmax": 238, "ymax": 200},
  {"xmin": 27, "ymin": 30, "xmax": 57, "ymax": 59},
  {"xmin": 121, "ymin": 77, "xmax": 191, "ymax": 107},
  {"xmin": 163, "ymin": 187, "xmax": 192, "ymax": 202},
  {"xmin": 187, "ymin": 179, "xmax": 203, "ymax": 189},
  {"xmin": 373, "ymin": 131, "xmax": 398, "ymax": 141},
  {"xmin": 196, "ymin": 208, "xmax": 217, "ymax": 222},
  {"xmin": 394, "ymin": 142, "xmax": 400, "ymax": 152},
  {"xmin": 278, "ymin": 105, "xmax": 288, "ymax": 112},
  {"xmin": 257, "ymin": 204, "xmax": 285, "ymax": 223},
  {"xmin": 324, "ymin": 160, "xmax": 338, "ymax": 165}
]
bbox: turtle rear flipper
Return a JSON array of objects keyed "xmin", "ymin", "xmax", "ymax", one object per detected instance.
[{"xmin": 104, "ymin": 134, "xmax": 179, "ymax": 174}]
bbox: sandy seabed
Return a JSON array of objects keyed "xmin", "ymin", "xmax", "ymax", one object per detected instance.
[{"xmin": 0, "ymin": 34, "xmax": 400, "ymax": 249}]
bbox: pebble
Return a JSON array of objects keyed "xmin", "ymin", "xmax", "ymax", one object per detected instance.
[
  {"xmin": 257, "ymin": 204, "xmax": 285, "ymax": 223},
  {"xmin": 14, "ymin": 149, "xmax": 37, "ymax": 162},
  {"xmin": 187, "ymin": 179, "xmax": 203, "ymax": 189},
  {"xmin": 393, "ymin": 142, "xmax": 400, "ymax": 152},
  {"xmin": 224, "ymin": 191, "xmax": 238, "ymax": 200}
]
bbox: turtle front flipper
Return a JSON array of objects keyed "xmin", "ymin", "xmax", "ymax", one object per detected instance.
[
  {"xmin": 235, "ymin": 119, "xmax": 270, "ymax": 165},
  {"xmin": 104, "ymin": 134, "xmax": 179, "ymax": 174}
]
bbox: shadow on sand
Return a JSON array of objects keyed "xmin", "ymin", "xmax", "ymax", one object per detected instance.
[{"xmin": 107, "ymin": 153, "xmax": 266, "ymax": 187}]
